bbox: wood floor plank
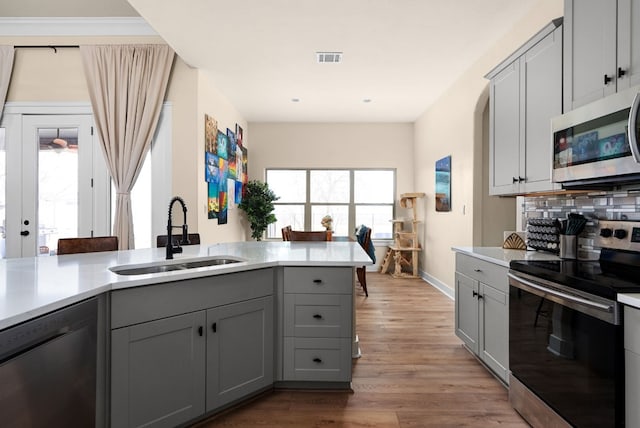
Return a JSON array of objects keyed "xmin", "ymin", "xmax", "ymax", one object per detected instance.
[{"xmin": 193, "ymin": 273, "xmax": 526, "ymax": 427}]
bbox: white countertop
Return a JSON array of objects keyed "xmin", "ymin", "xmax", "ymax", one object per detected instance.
[
  {"xmin": 619, "ymin": 294, "xmax": 640, "ymax": 309},
  {"xmin": 452, "ymin": 246, "xmax": 560, "ymax": 267},
  {"xmin": 0, "ymin": 241, "xmax": 372, "ymax": 331}
]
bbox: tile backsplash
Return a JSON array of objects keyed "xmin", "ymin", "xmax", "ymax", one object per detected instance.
[{"xmin": 523, "ymin": 189, "xmax": 640, "ymax": 259}]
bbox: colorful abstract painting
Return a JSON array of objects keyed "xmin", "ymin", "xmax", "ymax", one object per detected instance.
[
  {"xmin": 216, "ymin": 131, "xmax": 228, "ymax": 160},
  {"xmin": 207, "ymin": 181, "xmax": 218, "ymax": 219},
  {"xmin": 227, "ymin": 128, "xmax": 237, "ymax": 179},
  {"xmin": 435, "ymin": 155, "xmax": 451, "ymax": 212},
  {"xmin": 205, "ymin": 114, "xmax": 217, "ymax": 153}
]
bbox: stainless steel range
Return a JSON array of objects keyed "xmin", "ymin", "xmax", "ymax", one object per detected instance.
[{"xmin": 508, "ymin": 220, "xmax": 640, "ymax": 428}]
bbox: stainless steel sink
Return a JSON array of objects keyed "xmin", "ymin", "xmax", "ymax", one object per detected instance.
[{"xmin": 110, "ymin": 257, "xmax": 243, "ymax": 276}]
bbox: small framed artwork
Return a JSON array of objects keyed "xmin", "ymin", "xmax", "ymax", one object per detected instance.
[{"xmin": 435, "ymin": 155, "xmax": 451, "ymax": 212}]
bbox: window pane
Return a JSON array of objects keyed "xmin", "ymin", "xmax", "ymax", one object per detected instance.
[
  {"xmin": 310, "ymin": 170, "xmax": 349, "ymax": 203},
  {"xmin": 38, "ymin": 127, "xmax": 78, "ymax": 255},
  {"xmin": 354, "ymin": 170, "xmax": 394, "ymax": 203},
  {"xmin": 311, "ymin": 205, "xmax": 348, "ymax": 236},
  {"xmin": 356, "ymin": 205, "xmax": 393, "ymax": 239},
  {"xmin": 267, "ymin": 170, "xmax": 306, "ymax": 203},
  {"xmin": 268, "ymin": 204, "xmax": 305, "ymax": 238}
]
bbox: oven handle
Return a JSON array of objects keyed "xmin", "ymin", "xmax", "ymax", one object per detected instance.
[{"xmin": 507, "ymin": 272, "xmax": 613, "ymax": 313}]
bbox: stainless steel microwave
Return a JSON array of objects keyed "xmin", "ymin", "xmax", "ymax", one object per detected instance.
[{"xmin": 552, "ymin": 85, "xmax": 640, "ymax": 188}]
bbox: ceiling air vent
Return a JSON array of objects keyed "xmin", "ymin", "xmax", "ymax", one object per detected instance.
[{"xmin": 316, "ymin": 52, "xmax": 342, "ymax": 63}]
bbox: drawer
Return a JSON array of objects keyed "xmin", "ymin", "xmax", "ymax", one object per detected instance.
[
  {"xmin": 283, "ymin": 337, "xmax": 352, "ymax": 382},
  {"xmin": 455, "ymin": 253, "xmax": 508, "ymax": 292},
  {"xmin": 625, "ymin": 306, "xmax": 640, "ymax": 354},
  {"xmin": 284, "ymin": 294, "xmax": 352, "ymax": 338},
  {"xmin": 283, "ymin": 267, "xmax": 353, "ymax": 294}
]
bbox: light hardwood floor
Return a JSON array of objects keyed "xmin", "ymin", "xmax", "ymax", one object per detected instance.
[{"xmin": 195, "ymin": 272, "xmax": 528, "ymax": 427}]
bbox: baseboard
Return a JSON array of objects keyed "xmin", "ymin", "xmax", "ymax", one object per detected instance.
[{"xmin": 419, "ymin": 270, "xmax": 454, "ymax": 300}]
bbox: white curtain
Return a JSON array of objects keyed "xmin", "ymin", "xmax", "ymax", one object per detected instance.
[
  {"xmin": 0, "ymin": 46, "xmax": 15, "ymax": 120},
  {"xmin": 80, "ymin": 44, "xmax": 175, "ymax": 249}
]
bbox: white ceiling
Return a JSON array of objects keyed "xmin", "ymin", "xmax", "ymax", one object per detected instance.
[{"xmin": 6, "ymin": 0, "xmax": 540, "ymax": 122}]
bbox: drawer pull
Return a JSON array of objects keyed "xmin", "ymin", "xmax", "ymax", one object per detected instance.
[
  {"xmin": 198, "ymin": 326, "xmax": 203, "ymax": 337},
  {"xmin": 212, "ymin": 322, "xmax": 217, "ymax": 333},
  {"xmin": 473, "ymin": 269, "xmax": 482, "ymax": 272},
  {"xmin": 312, "ymin": 357, "xmax": 323, "ymax": 364},
  {"xmin": 313, "ymin": 314, "xmax": 323, "ymax": 320},
  {"xmin": 312, "ymin": 279, "xmax": 323, "ymax": 285}
]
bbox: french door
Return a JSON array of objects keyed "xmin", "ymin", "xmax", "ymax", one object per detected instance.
[{"xmin": 4, "ymin": 114, "xmax": 110, "ymax": 258}]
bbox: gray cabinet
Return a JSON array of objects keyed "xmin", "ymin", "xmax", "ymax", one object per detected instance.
[
  {"xmin": 487, "ymin": 20, "xmax": 562, "ymax": 196},
  {"xmin": 625, "ymin": 305, "xmax": 640, "ymax": 427},
  {"xmin": 111, "ymin": 312, "xmax": 206, "ymax": 428},
  {"xmin": 454, "ymin": 252, "xmax": 508, "ymax": 383},
  {"xmin": 110, "ymin": 269, "xmax": 274, "ymax": 428},
  {"xmin": 564, "ymin": 0, "xmax": 640, "ymax": 111},
  {"xmin": 281, "ymin": 267, "xmax": 353, "ymax": 383},
  {"xmin": 206, "ymin": 296, "xmax": 273, "ymax": 411}
]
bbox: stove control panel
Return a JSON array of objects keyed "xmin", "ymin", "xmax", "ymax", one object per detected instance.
[{"xmin": 597, "ymin": 220, "xmax": 640, "ymax": 251}]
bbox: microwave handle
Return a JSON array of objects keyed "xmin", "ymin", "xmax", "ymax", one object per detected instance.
[{"xmin": 629, "ymin": 92, "xmax": 640, "ymax": 163}]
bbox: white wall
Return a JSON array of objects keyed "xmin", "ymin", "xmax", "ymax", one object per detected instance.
[{"xmin": 413, "ymin": 1, "xmax": 563, "ymax": 292}]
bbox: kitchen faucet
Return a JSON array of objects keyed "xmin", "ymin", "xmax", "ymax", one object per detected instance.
[{"xmin": 166, "ymin": 196, "xmax": 190, "ymax": 259}]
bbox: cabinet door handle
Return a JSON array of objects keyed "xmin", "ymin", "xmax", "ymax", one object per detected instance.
[
  {"xmin": 618, "ymin": 67, "xmax": 626, "ymax": 78},
  {"xmin": 312, "ymin": 279, "xmax": 323, "ymax": 285},
  {"xmin": 313, "ymin": 314, "xmax": 323, "ymax": 320},
  {"xmin": 604, "ymin": 74, "xmax": 613, "ymax": 84},
  {"xmin": 518, "ymin": 176, "xmax": 525, "ymax": 183},
  {"xmin": 312, "ymin": 357, "xmax": 322, "ymax": 364},
  {"xmin": 198, "ymin": 326, "xmax": 203, "ymax": 337},
  {"xmin": 472, "ymin": 290, "xmax": 479, "ymax": 298},
  {"xmin": 212, "ymin": 322, "xmax": 217, "ymax": 333},
  {"xmin": 473, "ymin": 268, "xmax": 482, "ymax": 272},
  {"xmin": 477, "ymin": 294, "xmax": 484, "ymax": 300},
  {"xmin": 512, "ymin": 177, "xmax": 518, "ymax": 184}
]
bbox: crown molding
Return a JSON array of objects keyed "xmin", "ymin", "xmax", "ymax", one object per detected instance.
[{"xmin": 0, "ymin": 17, "xmax": 157, "ymax": 37}]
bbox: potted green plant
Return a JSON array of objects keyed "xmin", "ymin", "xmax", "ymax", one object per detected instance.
[{"xmin": 238, "ymin": 180, "xmax": 279, "ymax": 240}]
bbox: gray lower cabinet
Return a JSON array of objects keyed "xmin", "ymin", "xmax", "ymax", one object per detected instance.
[
  {"xmin": 454, "ymin": 252, "xmax": 508, "ymax": 383},
  {"xmin": 281, "ymin": 267, "xmax": 353, "ymax": 383},
  {"xmin": 206, "ymin": 296, "xmax": 274, "ymax": 411},
  {"xmin": 111, "ymin": 311, "xmax": 206, "ymax": 428},
  {"xmin": 625, "ymin": 305, "xmax": 640, "ymax": 427},
  {"xmin": 110, "ymin": 269, "xmax": 274, "ymax": 428}
]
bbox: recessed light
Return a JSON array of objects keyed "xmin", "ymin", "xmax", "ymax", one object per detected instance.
[
  {"xmin": 363, "ymin": 99, "xmax": 372, "ymax": 103},
  {"xmin": 291, "ymin": 98, "xmax": 300, "ymax": 103}
]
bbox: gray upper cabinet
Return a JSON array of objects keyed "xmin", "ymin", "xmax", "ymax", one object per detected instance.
[
  {"xmin": 487, "ymin": 19, "xmax": 562, "ymax": 196},
  {"xmin": 564, "ymin": 0, "xmax": 640, "ymax": 111}
]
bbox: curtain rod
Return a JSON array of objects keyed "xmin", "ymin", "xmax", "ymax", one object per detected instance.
[{"xmin": 14, "ymin": 45, "xmax": 79, "ymax": 53}]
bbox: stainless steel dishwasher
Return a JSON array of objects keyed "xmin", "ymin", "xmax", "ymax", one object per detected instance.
[{"xmin": 0, "ymin": 297, "xmax": 99, "ymax": 427}]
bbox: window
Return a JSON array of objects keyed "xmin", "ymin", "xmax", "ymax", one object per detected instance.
[{"xmin": 266, "ymin": 169, "xmax": 395, "ymax": 240}]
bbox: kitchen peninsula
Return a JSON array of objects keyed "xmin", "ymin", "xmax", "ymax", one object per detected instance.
[{"xmin": 0, "ymin": 241, "xmax": 372, "ymax": 427}]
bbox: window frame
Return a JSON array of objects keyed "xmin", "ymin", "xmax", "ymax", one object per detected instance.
[{"xmin": 266, "ymin": 167, "xmax": 396, "ymax": 240}]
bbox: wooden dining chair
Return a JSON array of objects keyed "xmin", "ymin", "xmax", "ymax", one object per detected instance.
[
  {"xmin": 156, "ymin": 233, "xmax": 201, "ymax": 248},
  {"xmin": 57, "ymin": 236, "xmax": 119, "ymax": 255},
  {"xmin": 288, "ymin": 230, "xmax": 331, "ymax": 241},
  {"xmin": 281, "ymin": 225, "xmax": 292, "ymax": 241}
]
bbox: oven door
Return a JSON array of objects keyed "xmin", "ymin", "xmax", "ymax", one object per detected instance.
[{"xmin": 508, "ymin": 272, "xmax": 624, "ymax": 428}]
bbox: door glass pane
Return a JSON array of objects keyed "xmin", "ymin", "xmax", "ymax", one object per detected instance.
[
  {"xmin": 310, "ymin": 170, "xmax": 349, "ymax": 203},
  {"xmin": 311, "ymin": 204, "xmax": 348, "ymax": 236},
  {"xmin": 38, "ymin": 127, "xmax": 78, "ymax": 256},
  {"xmin": 354, "ymin": 170, "xmax": 394, "ymax": 203},
  {"xmin": 0, "ymin": 128, "xmax": 5, "ymax": 258},
  {"xmin": 356, "ymin": 205, "xmax": 393, "ymax": 239},
  {"xmin": 267, "ymin": 170, "xmax": 306, "ymax": 203}
]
